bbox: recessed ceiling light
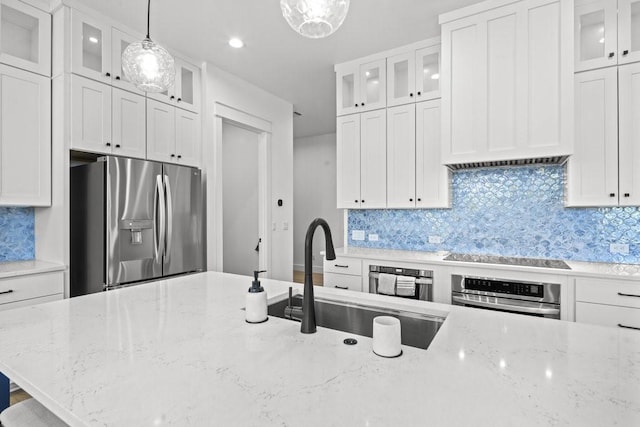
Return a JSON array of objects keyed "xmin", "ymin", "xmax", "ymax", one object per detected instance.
[
  {"xmin": 89, "ymin": 36, "xmax": 99, "ymax": 44},
  {"xmin": 229, "ymin": 38, "xmax": 244, "ymax": 48}
]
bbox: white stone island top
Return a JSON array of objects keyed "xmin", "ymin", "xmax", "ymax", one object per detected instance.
[
  {"xmin": 335, "ymin": 247, "xmax": 640, "ymax": 280},
  {"xmin": 0, "ymin": 260, "xmax": 65, "ymax": 280},
  {"xmin": 0, "ymin": 272, "xmax": 639, "ymax": 426}
]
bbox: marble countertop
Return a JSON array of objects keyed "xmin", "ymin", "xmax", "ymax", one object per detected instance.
[
  {"xmin": 0, "ymin": 272, "xmax": 639, "ymax": 426},
  {"xmin": 0, "ymin": 260, "xmax": 65, "ymax": 280},
  {"xmin": 335, "ymin": 247, "xmax": 640, "ymax": 279}
]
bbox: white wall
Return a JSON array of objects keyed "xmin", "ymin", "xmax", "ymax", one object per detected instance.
[
  {"xmin": 293, "ymin": 133, "xmax": 344, "ymax": 273},
  {"xmin": 203, "ymin": 63, "xmax": 294, "ymax": 282}
]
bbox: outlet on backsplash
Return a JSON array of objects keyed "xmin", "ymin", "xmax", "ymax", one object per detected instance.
[
  {"xmin": 610, "ymin": 244, "xmax": 630, "ymax": 255},
  {"xmin": 351, "ymin": 230, "xmax": 365, "ymax": 241},
  {"xmin": 368, "ymin": 234, "xmax": 379, "ymax": 241}
]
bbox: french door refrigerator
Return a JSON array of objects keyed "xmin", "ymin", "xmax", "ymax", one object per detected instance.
[{"xmin": 70, "ymin": 156, "xmax": 203, "ymax": 296}]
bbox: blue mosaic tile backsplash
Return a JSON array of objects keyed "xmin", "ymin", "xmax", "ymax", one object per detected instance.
[
  {"xmin": 0, "ymin": 207, "xmax": 35, "ymax": 261},
  {"xmin": 348, "ymin": 166, "xmax": 640, "ymax": 264}
]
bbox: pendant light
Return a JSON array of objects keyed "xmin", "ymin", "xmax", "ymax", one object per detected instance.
[
  {"xmin": 122, "ymin": 0, "xmax": 175, "ymax": 93},
  {"xmin": 280, "ymin": 0, "xmax": 350, "ymax": 39}
]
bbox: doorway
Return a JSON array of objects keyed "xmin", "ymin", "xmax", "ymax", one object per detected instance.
[{"xmin": 221, "ymin": 122, "xmax": 261, "ymax": 276}]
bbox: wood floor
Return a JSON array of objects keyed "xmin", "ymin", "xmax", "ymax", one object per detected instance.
[
  {"xmin": 10, "ymin": 388, "xmax": 30, "ymax": 405},
  {"xmin": 293, "ymin": 271, "xmax": 323, "ymax": 286}
]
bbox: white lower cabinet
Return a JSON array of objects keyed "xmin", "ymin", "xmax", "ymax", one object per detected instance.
[
  {"xmin": 575, "ymin": 278, "xmax": 640, "ymax": 331},
  {"xmin": 147, "ymin": 99, "xmax": 201, "ymax": 168},
  {"xmin": 0, "ymin": 64, "xmax": 50, "ymax": 206},
  {"xmin": 336, "ymin": 110, "xmax": 386, "ymax": 209},
  {"xmin": 0, "ymin": 271, "xmax": 64, "ymax": 312},
  {"xmin": 323, "ymin": 256, "xmax": 362, "ymax": 292}
]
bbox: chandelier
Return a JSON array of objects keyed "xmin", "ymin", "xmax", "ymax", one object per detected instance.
[{"xmin": 280, "ymin": 0, "xmax": 351, "ymax": 39}]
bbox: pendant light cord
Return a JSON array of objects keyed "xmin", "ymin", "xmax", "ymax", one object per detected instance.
[{"xmin": 146, "ymin": 0, "xmax": 151, "ymax": 39}]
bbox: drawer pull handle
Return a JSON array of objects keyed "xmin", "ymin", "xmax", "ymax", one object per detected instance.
[
  {"xmin": 618, "ymin": 324, "xmax": 640, "ymax": 331},
  {"xmin": 334, "ymin": 285, "xmax": 349, "ymax": 290},
  {"xmin": 334, "ymin": 264, "xmax": 349, "ymax": 268},
  {"xmin": 618, "ymin": 292, "xmax": 640, "ymax": 298},
  {"xmin": 0, "ymin": 289, "xmax": 14, "ymax": 296}
]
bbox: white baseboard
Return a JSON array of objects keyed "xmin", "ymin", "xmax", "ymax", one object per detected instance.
[{"xmin": 293, "ymin": 263, "xmax": 323, "ymax": 274}]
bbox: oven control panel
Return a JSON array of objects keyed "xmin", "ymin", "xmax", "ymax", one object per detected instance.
[{"xmin": 463, "ymin": 277, "xmax": 544, "ymax": 298}]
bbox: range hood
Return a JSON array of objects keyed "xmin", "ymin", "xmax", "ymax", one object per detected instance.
[{"xmin": 445, "ymin": 155, "xmax": 570, "ymax": 171}]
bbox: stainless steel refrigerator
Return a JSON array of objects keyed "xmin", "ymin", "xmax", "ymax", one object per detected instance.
[{"xmin": 70, "ymin": 156, "xmax": 203, "ymax": 296}]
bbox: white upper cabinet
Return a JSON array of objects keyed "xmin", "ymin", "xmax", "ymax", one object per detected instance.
[
  {"xmin": 0, "ymin": 0, "xmax": 51, "ymax": 76},
  {"xmin": 416, "ymin": 100, "xmax": 450, "ymax": 208},
  {"xmin": 567, "ymin": 67, "xmax": 619, "ymax": 206},
  {"xmin": 387, "ymin": 104, "xmax": 416, "ymax": 207},
  {"xmin": 71, "ymin": 10, "xmax": 111, "ymax": 84},
  {"xmin": 336, "ymin": 114, "xmax": 361, "ymax": 209},
  {"xmin": 112, "ymin": 87, "xmax": 146, "ymax": 159},
  {"xmin": 387, "ymin": 44, "xmax": 441, "ymax": 107},
  {"xmin": 336, "ymin": 59, "xmax": 386, "ymax": 116},
  {"xmin": 70, "ymin": 74, "xmax": 112, "ymax": 154},
  {"xmin": 618, "ymin": 62, "xmax": 640, "ymax": 205},
  {"xmin": 174, "ymin": 108, "xmax": 200, "ymax": 167},
  {"xmin": 575, "ymin": 0, "xmax": 640, "ymax": 72},
  {"xmin": 110, "ymin": 28, "xmax": 144, "ymax": 95},
  {"xmin": 441, "ymin": 0, "xmax": 573, "ymax": 165},
  {"xmin": 0, "ymin": 64, "xmax": 50, "ymax": 206},
  {"xmin": 147, "ymin": 58, "xmax": 201, "ymax": 113},
  {"xmin": 147, "ymin": 99, "xmax": 201, "ymax": 168}
]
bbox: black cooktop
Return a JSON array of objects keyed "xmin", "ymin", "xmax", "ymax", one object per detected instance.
[{"xmin": 443, "ymin": 253, "xmax": 571, "ymax": 270}]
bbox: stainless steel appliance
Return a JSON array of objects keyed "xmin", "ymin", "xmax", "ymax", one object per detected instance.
[
  {"xmin": 369, "ymin": 265, "xmax": 433, "ymax": 301},
  {"xmin": 70, "ymin": 156, "xmax": 203, "ymax": 296},
  {"xmin": 451, "ymin": 275, "xmax": 561, "ymax": 319}
]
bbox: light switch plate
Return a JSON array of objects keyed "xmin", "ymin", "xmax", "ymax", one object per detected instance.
[
  {"xmin": 610, "ymin": 243, "xmax": 629, "ymax": 254},
  {"xmin": 352, "ymin": 230, "xmax": 365, "ymax": 241},
  {"xmin": 368, "ymin": 234, "xmax": 379, "ymax": 241}
]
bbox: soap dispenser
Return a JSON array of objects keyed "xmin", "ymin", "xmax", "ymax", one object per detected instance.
[{"xmin": 246, "ymin": 270, "xmax": 268, "ymax": 323}]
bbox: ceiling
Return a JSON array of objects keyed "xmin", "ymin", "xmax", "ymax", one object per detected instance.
[{"xmin": 81, "ymin": 0, "xmax": 482, "ymax": 138}]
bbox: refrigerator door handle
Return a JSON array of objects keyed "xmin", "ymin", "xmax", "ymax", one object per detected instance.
[
  {"xmin": 164, "ymin": 174, "xmax": 173, "ymax": 261},
  {"xmin": 156, "ymin": 174, "xmax": 166, "ymax": 261}
]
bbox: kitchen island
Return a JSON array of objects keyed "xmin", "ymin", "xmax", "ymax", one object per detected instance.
[{"xmin": 0, "ymin": 272, "xmax": 638, "ymax": 426}]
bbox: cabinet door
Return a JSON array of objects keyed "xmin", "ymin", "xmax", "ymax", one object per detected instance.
[
  {"xmin": 618, "ymin": 0, "xmax": 640, "ymax": 65},
  {"xmin": 174, "ymin": 59, "xmax": 201, "ymax": 113},
  {"xmin": 619, "ymin": 62, "xmax": 640, "ymax": 205},
  {"xmin": 387, "ymin": 104, "xmax": 416, "ymax": 208},
  {"xmin": 146, "ymin": 99, "xmax": 176, "ymax": 163},
  {"xmin": 112, "ymin": 88, "xmax": 146, "ymax": 159},
  {"xmin": 0, "ymin": 65, "xmax": 50, "ymax": 206},
  {"xmin": 71, "ymin": 10, "xmax": 111, "ymax": 84},
  {"xmin": 0, "ymin": 0, "xmax": 51, "ymax": 77},
  {"xmin": 574, "ymin": 0, "xmax": 618, "ymax": 72},
  {"xmin": 441, "ymin": 15, "xmax": 485, "ymax": 164},
  {"xmin": 360, "ymin": 109, "xmax": 387, "ymax": 208},
  {"xmin": 576, "ymin": 302, "xmax": 640, "ymax": 329},
  {"xmin": 336, "ymin": 64, "xmax": 359, "ymax": 116},
  {"xmin": 70, "ymin": 74, "xmax": 112, "ymax": 154},
  {"xmin": 359, "ymin": 59, "xmax": 386, "ymax": 112},
  {"xmin": 415, "ymin": 45, "xmax": 441, "ymax": 101},
  {"xmin": 567, "ymin": 68, "xmax": 619, "ymax": 207},
  {"xmin": 387, "ymin": 51, "xmax": 415, "ymax": 107},
  {"xmin": 111, "ymin": 28, "xmax": 144, "ymax": 95},
  {"xmin": 336, "ymin": 114, "xmax": 361, "ymax": 209},
  {"xmin": 175, "ymin": 109, "xmax": 200, "ymax": 167},
  {"xmin": 323, "ymin": 273, "xmax": 362, "ymax": 292},
  {"xmin": 416, "ymin": 100, "xmax": 451, "ymax": 208}
]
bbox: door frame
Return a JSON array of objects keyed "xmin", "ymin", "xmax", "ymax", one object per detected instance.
[{"xmin": 211, "ymin": 103, "xmax": 272, "ymax": 277}]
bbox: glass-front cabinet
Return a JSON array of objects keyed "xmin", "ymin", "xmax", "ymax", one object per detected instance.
[
  {"xmin": 415, "ymin": 45, "xmax": 440, "ymax": 100},
  {"xmin": 387, "ymin": 44, "xmax": 441, "ymax": 107},
  {"xmin": 71, "ymin": 10, "xmax": 111, "ymax": 84},
  {"xmin": 575, "ymin": 0, "xmax": 640, "ymax": 71},
  {"xmin": 0, "ymin": 0, "xmax": 51, "ymax": 76},
  {"xmin": 336, "ymin": 59, "xmax": 386, "ymax": 116},
  {"xmin": 111, "ymin": 28, "xmax": 144, "ymax": 94}
]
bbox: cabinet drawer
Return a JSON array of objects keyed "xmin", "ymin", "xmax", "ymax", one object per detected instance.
[
  {"xmin": 0, "ymin": 294, "xmax": 62, "ymax": 313},
  {"xmin": 323, "ymin": 257, "xmax": 362, "ymax": 276},
  {"xmin": 0, "ymin": 272, "xmax": 64, "ymax": 307},
  {"xmin": 576, "ymin": 302, "xmax": 640, "ymax": 331},
  {"xmin": 323, "ymin": 273, "xmax": 362, "ymax": 292},
  {"xmin": 575, "ymin": 278, "xmax": 640, "ymax": 309}
]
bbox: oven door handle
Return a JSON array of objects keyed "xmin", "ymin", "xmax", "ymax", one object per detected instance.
[{"xmin": 451, "ymin": 295, "xmax": 560, "ymax": 316}]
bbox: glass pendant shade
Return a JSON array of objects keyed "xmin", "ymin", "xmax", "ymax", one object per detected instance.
[
  {"xmin": 280, "ymin": 0, "xmax": 350, "ymax": 39},
  {"xmin": 122, "ymin": 38, "xmax": 175, "ymax": 93}
]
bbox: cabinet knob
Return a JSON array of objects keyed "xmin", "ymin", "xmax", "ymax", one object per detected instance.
[
  {"xmin": 623, "ymin": 50, "xmax": 630, "ymax": 56},
  {"xmin": 105, "ymin": 72, "xmax": 111, "ymax": 77},
  {"xmin": 355, "ymin": 200, "xmax": 358, "ymax": 203},
  {"xmin": 417, "ymin": 91, "xmax": 422, "ymax": 96},
  {"xmin": 409, "ymin": 198, "xmax": 413, "ymax": 202},
  {"xmin": 361, "ymin": 200, "xmax": 365, "ymax": 203},
  {"xmin": 625, "ymin": 193, "xmax": 630, "ymax": 197},
  {"xmin": 177, "ymin": 155, "xmax": 182, "ymax": 159},
  {"xmin": 106, "ymin": 142, "xmax": 111, "ymax": 147},
  {"xmin": 361, "ymin": 103, "xmax": 365, "ymax": 107},
  {"xmin": 610, "ymin": 193, "xmax": 616, "ymax": 197},
  {"xmin": 417, "ymin": 198, "xmax": 422, "ymax": 202},
  {"xmin": 170, "ymin": 95, "xmax": 175, "ymax": 100},
  {"xmin": 609, "ymin": 52, "xmax": 615, "ymax": 58},
  {"xmin": 170, "ymin": 154, "xmax": 176, "ymax": 158},
  {"xmin": 115, "ymin": 76, "xmax": 121, "ymax": 80},
  {"xmin": 355, "ymin": 104, "xmax": 358, "ymax": 108},
  {"xmin": 115, "ymin": 144, "xmax": 121, "ymax": 148},
  {"xmin": 177, "ymin": 98, "xmax": 182, "ymax": 102},
  {"xmin": 409, "ymin": 93, "xmax": 414, "ymax": 97}
]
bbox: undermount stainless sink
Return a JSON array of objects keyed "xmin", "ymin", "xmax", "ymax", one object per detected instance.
[{"xmin": 268, "ymin": 294, "xmax": 445, "ymax": 350}]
